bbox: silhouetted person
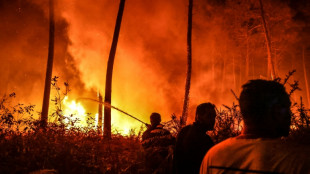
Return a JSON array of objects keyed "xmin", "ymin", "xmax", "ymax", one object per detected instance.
[
  {"xmin": 200, "ymin": 79, "xmax": 310, "ymax": 174},
  {"xmin": 142, "ymin": 112, "xmax": 175, "ymax": 173},
  {"xmin": 174, "ymin": 103, "xmax": 216, "ymax": 174}
]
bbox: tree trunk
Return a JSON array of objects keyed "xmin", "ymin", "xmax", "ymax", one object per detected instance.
[
  {"xmin": 212, "ymin": 50, "xmax": 215, "ymax": 81},
  {"xmin": 239, "ymin": 58, "xmax": 242, "ymax": 91},
  {"xmin": 98, "ymin": 92, "xmax": 103, "ymax": 134},
  {"xmin": 233, "ymin": 56, "xmax": 236, "ymax": 91},
  {"xmin": 252, "ymin": 55, "xmax": 255, "ymax": 78},
  {"xmin": 302, "ymin": 47, "xmax": 310, "ymax": 108},
  {"xmin": 274, "ymin": 44, "xmax": 279, "ymax": 75},
  {"xmin": 222, "ymin": 56, "xmax": 226, "ymax": 92},
  {"xmin": 41, "ymin": 0, "xmax": 55, "ymax": 128},
  {"xmin": 181, "ymin": 0, "xmax": 193, "ymax": 127},
  {"xmin": 245, "ymin": 29, "xmax": 250, "ymax": 79},
  {"xmin": 291, "ymin": 53, "xmax": 297, "ymax": 102},
  {"xmin": 258, "ymin": 0, "xmax": 276, "ymax": 80},
  {"xmin": 104, "ymin": 0, "xmax": 126, "ymax": 139}
]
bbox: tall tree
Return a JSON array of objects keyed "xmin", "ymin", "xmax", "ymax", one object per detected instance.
[
  {"xmin": 221, "ymin": 51, "xmax": 226, "ymax": 92},
  {"xmin": 104, "ymin": 0, "xmax": 126, "ymax": 139},
  {"xmin": 98, "ymin": 92, "xmax": 103, "ymax": 134},
  {"xmin": 41, "ymin": 0, "xmax": 55, "ymax": 128},
  {"xmin": 181, "ymin": 0, "xmax": 193, "ymax": 127},
  {"xmin": 302, "ymin": 47, "xmax": 310, "ymax": 108},
  {"xmin": 233, "ymin": 56, "xmax": 236, "ymax": 91},
  {"xmin": 258, "ymin": 0, "xmax": 276, "ymax": 79},
  {"xmin": 245, "ymin": 28, "xmax": 250, "ymax": 78},
  {"xmin": 211, "ymin": 43, "xmax": 215, "ymax": 82}
]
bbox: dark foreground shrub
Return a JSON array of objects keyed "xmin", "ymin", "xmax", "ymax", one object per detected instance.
[{"xmin": 0, "ymin": 126, "xmax": 144, "ymax": 173}]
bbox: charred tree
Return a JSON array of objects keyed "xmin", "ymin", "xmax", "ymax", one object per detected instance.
[
  {"xmin": 258, "ymin": 0, "xmax": 276, "ymax": 79},
  {"xmin": 41, "ymin": 0, "xmax": 55, "ymax": 128},
  {"xmin": 98, "ymin": 92, "xmax": 103, "ymax": 134},
  {"xmin": 303, "ymin": 47, "xmax": 310, "ymax": 108},
  {"xmin": 181, "ymin": 0, "xmax": 193, "ymax": 127},
  {"xmin": 104, "ymin": 0, "xmax": 126, "ymax": 139}
]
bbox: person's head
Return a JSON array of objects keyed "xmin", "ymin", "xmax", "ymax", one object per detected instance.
[
  {"xmin": 239, "ymin": 79, "xmax": 291, "ymax": 137},
  {"xmin": 150, "ymin": 112, "xmax": 161, "ymax": 127},
  {"xmin": 195, "ymin": 103, "xmax": 217, "ymax": 130}
]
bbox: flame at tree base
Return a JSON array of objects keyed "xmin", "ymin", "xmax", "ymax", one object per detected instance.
[{"xmin": 60, "ymin": 96, "xmax": 145, "ymax": 135}]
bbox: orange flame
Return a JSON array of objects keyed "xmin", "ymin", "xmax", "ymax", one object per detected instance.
[
  {"xmin": 62, "ymin": 96, "xmax": 87, "ymax": 127},
  {"xmin": 62, "ymin": 96, "xmax": 144, "ymax": 135}
]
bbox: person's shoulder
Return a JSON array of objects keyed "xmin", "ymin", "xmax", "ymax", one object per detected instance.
[
  {"xmin": 280, "ymin": 140, "xmax": 310, "ymax": 160},
  {"xmin": 150, "ymin": 124, "xmax": 171, "ymax": 136},
  {"xmin": 207, "ymin": 137, "xmax": 238, "ymax": 154},
  {"xmin": 267, "ymin": 139, "xmax": 310, "ymax": 173},
  {"xmin": 200, "ymin": 138, "xmax": 237, "ymax": 174},
  {"xmin": 201, "ymin": 138, "xmax": 237, "ymax": 164},
  {"xmin": 176, "ymin": 124, "xmax": 193, "ymax": 138},
  {"xmin": 180, "ymin": 125, "xmax": 192, "ymax": 133},
  {"xmin": 162, "ymin": 128, "xmax": 172, "ymax": 135},
  {"xmin": 142, "ymin": 129, "xmax": 152, "ymax": 140}
]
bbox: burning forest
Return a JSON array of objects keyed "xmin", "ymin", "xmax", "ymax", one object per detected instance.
[{"xmin": 0, "ymin": 0, "xmax": 310, "ymax": 173}]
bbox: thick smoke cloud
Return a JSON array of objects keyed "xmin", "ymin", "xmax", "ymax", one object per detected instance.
[
  {"xmin": 59, "ymin": 0, "xmax": 238, "ymax": 124},
  {"xmin": 0, "ymin": 0, "xmax": 90, "ymax": 116}
]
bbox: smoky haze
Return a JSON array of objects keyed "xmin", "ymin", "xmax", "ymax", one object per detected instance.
[{"xmin": 0, "ymin": 0, "xmax": 309, "ymax": 128}]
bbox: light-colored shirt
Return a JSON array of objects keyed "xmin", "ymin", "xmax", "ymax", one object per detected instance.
[{"xmin": 200, "ymin": 137, "xmax": 310, "ymax": 174}]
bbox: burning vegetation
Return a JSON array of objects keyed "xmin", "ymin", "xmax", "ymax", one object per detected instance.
[{"xmin": 0, "ymin": 0, "xmax": 310, "ymax": 173}]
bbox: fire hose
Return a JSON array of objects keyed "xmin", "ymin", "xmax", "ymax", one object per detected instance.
[{"xmin": 77, "ymin": 97, "xmax": 148, "ymax": 126}]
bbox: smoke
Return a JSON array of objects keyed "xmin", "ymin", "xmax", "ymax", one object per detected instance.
[
  {"xmin": 58, "ymin": 0, "xmax": 239, "ymax": 124},
  {"xmin": 0, "ymin": 0, "xmax": 309, "ymax": 130},
  {"xmin": 0, "ymin": 0, "xmax": 90, "ymax": 116},
  {"xmin": 60, "ymin": 0, "xmax": 189, "ymax": 121}
]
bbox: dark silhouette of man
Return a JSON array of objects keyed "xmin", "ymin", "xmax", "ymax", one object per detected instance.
[
  {"xmin": 174, "ymin": 103, "xmax": 216, "ymax": 174},
  {"xmin": 142, "ymin": 112, "xmax": 175, "ymax": 173},
  {"xmin": 200, "ymin": 79, "xmax": 310, "ymax": 174}
]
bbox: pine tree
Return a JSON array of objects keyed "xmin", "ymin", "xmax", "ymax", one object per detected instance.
[
  {"xmin": 98, "ymin": 92, "xmax": 103, "ymax": 134},
  {"xmin": 104, "ymin": 0, "xmax": 126, "ymax": 139},
  {"xmin": 258, "ymin": 0, "xmax": 276, "ymax": 79},
  {"xmin": 302, "ymin": 47, "xmax": 310, "ymax": 108},
  {"xmin": 181, "ymin": 0, "xmax": 193, "ymax": 127},
  {"xmin": 41, "ymin": 0, "xmax": 55, "ymax": 128}
]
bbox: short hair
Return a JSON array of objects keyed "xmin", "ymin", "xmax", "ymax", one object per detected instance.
[
  {"xmin": 195, "ymin": 102, "xmax": 216, "ymax": 122},
  {"xmin": 150, "ymin": 112, "xmax": 161, "ymax": 124},
  {"xmin": 239, "ymin": 79, "xmax": 291, "ymax": 125}
]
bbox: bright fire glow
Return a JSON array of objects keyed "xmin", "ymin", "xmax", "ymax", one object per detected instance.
[
  {"xmin": 62, "ymin": 96, "xmax": 88, "ymax": 127},
  {"xmin": 2, "ymin": 0, "xmax": 309, "ymax": 136},
  {"xmin": 62, "ymin": 96, "xmax": 143, "ymax": 135}
]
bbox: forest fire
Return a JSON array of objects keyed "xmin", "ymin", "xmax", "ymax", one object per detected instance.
[
  {"xmin": 0, "ymin": 0, "xmax": 309, "ymax": 134},
  {"xmin": 62, "ymin": 96, "xmax": 87, "ymax": 127},
  {"xmin": 1, "ymin": 0, "xmax": 310, "ymax": 173},
  {"xmin": 60, "ymin": 95, "xmax": 144, "ymax": 134}
]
